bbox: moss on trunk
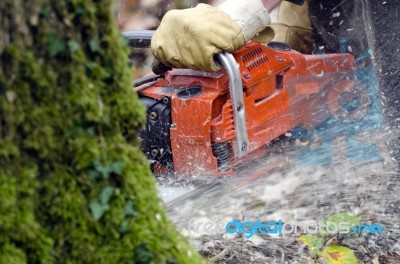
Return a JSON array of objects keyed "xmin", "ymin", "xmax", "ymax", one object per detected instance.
[{"xmin": 0, "ymin": 1, "xmax": 204, "ymax": 263}]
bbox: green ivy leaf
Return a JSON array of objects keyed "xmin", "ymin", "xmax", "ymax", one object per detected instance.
[
  {"xmin": 86, "ymin": 169, "xmax": 99, "ymax": 181},
  {"xmin": 86, "ymin": 127, "xmax": 95, "ymax": 136},
  {"xmin": 99, "ymin": 186, "xmax": 114, "ymax": 205},
  {"xmin": 298, "ymin": 234, "xmax": 324, "ymax": 255},
  {"xmin": 118, "ymin": 219, "xmax": 129, "ymax": 233},
  {"xmin": 134, "ymin": 244, "xmax": 155, "ymax": 264},
  {"xmin": 100, "ymin": 116, "xmax": 111, "ymax": 126},
  {"xmin": 322, "ymin": 213, "xmax": 361, "ymax": 236},
  {"xmin": 74, "ymin": 4, "xmax": 86, "ymax": 15},
  {"xmin": 89, "ymin": 37, "xmax": 100, "ymax": 53},
  {"xmin": 65, "ymin": 126, "xmax": 84, "ymax": 138},
  {"xmin": 94, "ymin": 160, "xmax": 110, "ymax": 179},
  {"xmin": 124, "ymin": 201, "xmax": 138, "ymax": 217},
  {"xmin": 67, "ymin": 40, "xmax": 80, "ymax": 53},
  {"xmin": 318, "ymin": 246, "xmax": 358, "ymax": 264},
  {"xmin": 89, "ymin": 199, "xmax": 108, "ymax": 221},
  {"xmin": 109, "ymin": 160, "xmax": 124, "ymax": 176},
  {"xmin": 85, "ymin": 61, "xmax": 97, "ymax": 69},
  {"xmin": 91, "ymin": 160, "xmax": 124, "ymax": 180},
  {"xmin": 48, "ymin": 35, "xmax": 65, "ymax": 57}
]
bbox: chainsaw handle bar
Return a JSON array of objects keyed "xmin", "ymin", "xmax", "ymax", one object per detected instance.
[
  {"xmin": 217, "ymin": 53, "xmax": 249, "ymax": 157},
  {"xmin": 123, "ymin": 30, "xmax": 249, "ymax": 158}
]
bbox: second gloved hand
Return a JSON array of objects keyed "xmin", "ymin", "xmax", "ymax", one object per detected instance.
[{"xmin": 151, "ymin": 1, "xmax": 271, "ymax": 72}]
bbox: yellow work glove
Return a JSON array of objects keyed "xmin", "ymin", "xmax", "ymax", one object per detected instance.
[{"xmin": 151, "ymin": 0, "xmax": 271, "ymax": 72}]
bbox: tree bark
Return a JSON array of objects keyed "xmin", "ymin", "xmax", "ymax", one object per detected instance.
[{"xmin": 0, "ymin": 0, "xmax": 203, "ymax": 263}]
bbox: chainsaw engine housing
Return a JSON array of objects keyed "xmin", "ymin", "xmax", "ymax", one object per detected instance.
[{"xmin": 137, "ymin": 42, "xmax": 355, "ymax": 176}]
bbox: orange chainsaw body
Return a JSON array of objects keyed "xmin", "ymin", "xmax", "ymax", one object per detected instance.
[{"xmin": 138, "ymin": 42, "xmax": 355, "ymax": 176}]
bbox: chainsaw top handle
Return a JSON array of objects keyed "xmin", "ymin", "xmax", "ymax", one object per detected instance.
[{"xmin": 123, "ymin": 30, "xmax": 249, "ymax": 158}]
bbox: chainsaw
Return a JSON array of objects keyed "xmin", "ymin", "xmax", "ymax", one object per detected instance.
[{"xmin": 124, "ymin": 30, "xmax": 355, "ymax": 177}]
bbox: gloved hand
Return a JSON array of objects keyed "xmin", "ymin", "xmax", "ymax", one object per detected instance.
[
  {"xmin": 151, "ymin": 0, "xmax": 271, "ymax": 72},
  {"xmin": 266, "ymin": 0, "xmax": 314, "ymax": 54}
]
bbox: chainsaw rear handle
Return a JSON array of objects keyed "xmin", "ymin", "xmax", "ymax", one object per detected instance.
[{"xmin": 123, "ymin": 30, "xmax": 249, "ymax": 158}]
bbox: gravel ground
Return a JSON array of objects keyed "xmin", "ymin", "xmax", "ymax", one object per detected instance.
[{"xmin": 157, "ymin": 121, "xmax": 400, "ymax": 263}]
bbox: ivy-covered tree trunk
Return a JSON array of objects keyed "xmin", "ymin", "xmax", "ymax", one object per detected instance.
[{"xmin": 0, "ymin": 1, "xmax": 203, "ymax": 263}]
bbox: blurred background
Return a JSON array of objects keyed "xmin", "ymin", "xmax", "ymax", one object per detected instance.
[
  {"xmin": 116, "ymin": 0, "xmax": 228, "ymax": 78},
  {"xmin": 116, "ymin": 0, "xmax": 223, "ymax": 31}
]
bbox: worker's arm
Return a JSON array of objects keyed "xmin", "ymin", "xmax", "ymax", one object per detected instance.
[
  {"xmin": 261, "ymin": 0, "xmax": 282, "ymax": 13},
  {"xmin": 151, "ymin": 0, "xmax": 277, "ymax": 72}
]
